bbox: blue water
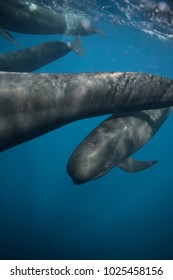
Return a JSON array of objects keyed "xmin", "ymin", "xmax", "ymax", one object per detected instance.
[{"xmin": 0, "ymin": 1, "xmax": 173, "ymax": 260}]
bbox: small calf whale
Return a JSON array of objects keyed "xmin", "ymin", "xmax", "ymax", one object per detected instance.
[
  {"xmin": 67, "ymin": 108, "xmax": 170, "ymax": 184},
  {"xmin": 0, "ymin": 36, "xmax": 83, "ymax": 72},
  {"xmin": 0, "ymin": 0, "xmax": 104, "ymax": 44},
  {"xmin": 0, "ymin": 72, "xmax": 173, "ymax": 153}
]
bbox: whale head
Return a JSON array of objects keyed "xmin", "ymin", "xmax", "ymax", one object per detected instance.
[
  {"xmin": 67, "ymin": 126, "xmax": 115, "ymax": 185},
  {"xmin": 67, "ymin": 144, "xmax": 113, "ymax": 185}
]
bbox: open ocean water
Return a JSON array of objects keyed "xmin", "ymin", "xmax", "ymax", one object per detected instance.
[{"xmin": 0, "ymin": 0, "xmax": 173, "ymax": 260}]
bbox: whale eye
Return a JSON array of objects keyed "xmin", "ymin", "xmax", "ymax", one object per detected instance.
[
  {"xmin": 105, "ymin": 163, "xmax": 110, "ymax": 170},
  {"xmin": 101, "ymin": 163, "xmax": 110, "ymax": 173}
]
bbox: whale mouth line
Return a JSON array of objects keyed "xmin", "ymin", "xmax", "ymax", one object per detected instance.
[
  {"xmin": 92, "ymin": 169, "xmax": 109, "ymax": 181},
  {"xmin": 70, "ymin": 161, "xmax": 112, "ymax": 185},
  {"xmin": 92, "ymin": 163, "xmax": 112, "ymax": 181},
  {"xmin": 72, "ymin": 167, "xmax": 110, "ymax": 185}
]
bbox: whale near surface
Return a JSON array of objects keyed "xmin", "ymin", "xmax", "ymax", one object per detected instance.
[
  {"xmin": 67, "ymin": 108, "xmax": 170, "ymax": 184},
  {"xmin": 0, "ymin": 36, "xmax": 83, "ymax": 72},
  {"xmin": 0, "ymin": 0, "xmax": 104, "ymax": 44},
  {"xmin": 0, "ymin": 72, "xmax": 173, "ymax": 153}
]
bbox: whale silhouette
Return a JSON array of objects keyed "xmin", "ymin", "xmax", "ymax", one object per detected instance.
[
  {"xmin": 0, "ymin": 36, "xmax": 83, "ymax": 72},
  {"xmin": 67, "ymin": 108, "xmax": 170, "ymax": 184},
  {"xmin": 0, "ymin": 0, "xmax": 104, "ymax": 44},
  {"xmin": 0, "ymin": 72, "xmax": 173, "ymax": 153}
]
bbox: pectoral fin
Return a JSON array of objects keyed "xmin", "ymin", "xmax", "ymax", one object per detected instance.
[
  {"xmin": 0, "ymin": 27, "xmax": 18, "ymax": 46},
  {"xmin": 117, "ymin": 157, "xmax": 158, "ymax": 173},
  {"xmin": 70, "ymin": 36, "xmax": 84, "ymax": 55}
]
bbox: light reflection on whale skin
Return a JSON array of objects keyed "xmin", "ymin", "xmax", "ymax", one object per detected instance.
[{"xmin": 0, "ymin": 72, "xmax": 173, "ymax": 157}]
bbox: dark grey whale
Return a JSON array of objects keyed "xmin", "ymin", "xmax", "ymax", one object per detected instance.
[
  {"xmin": 0, "ymin": 36, "xmax": 83, "ymax": 72},
  {"xmin": 0, "ymin": 0, "xmax": 104, "ymax": 44},
  {"xmin": 0, "ymin": 72, "xmax": 173, "ymax": 153},
  {"xmin": 67, "ymin": 108, "xmax": 170, "ymax": 184}
]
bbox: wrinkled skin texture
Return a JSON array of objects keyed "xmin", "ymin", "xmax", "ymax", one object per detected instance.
[{"xmin": 0, "ymin": 72, "xmax": 173, "ymax": 154}]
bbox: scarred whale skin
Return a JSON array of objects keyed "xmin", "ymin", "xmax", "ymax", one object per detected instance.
[
  {"xmin": 0, "ymin": 0, "xmax": 103, "ymax": 38},
  {"xmin": 0, "ymin": 36, "xmax": 83, "ymax": 72},
  {"xmin": 0, "ymin": 71, "xmax": 173, "ymax": 152},
  {"xmin": 67, "ymin": 108, "xmax": 170, "ymax": 184}
]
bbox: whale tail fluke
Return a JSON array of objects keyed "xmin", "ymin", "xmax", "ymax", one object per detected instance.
[{"xmin": 69, "ymin": 36, "xmax": 84, "ymax": 55}]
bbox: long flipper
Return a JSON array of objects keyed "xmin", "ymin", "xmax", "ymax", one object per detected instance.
[
  {"xmin": 117, "ymin": 157, "xmax": 158, "ymax": 172},
  {"xmin": 68, "ymin": 36, "xmax": 83, "ymax": 55},
  {"xmin": 0, "ymin": 27, "xmax": 18, "ymax": 46}
]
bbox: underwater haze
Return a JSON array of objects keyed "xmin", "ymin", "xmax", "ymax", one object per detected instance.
[{"xmin": 0, "ymin": 0, "xmax": 173, "ymax": 259}]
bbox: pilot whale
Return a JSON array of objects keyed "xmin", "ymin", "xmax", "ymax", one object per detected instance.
[
  {"xmin": 0, "ymin": 72, "xmax": 173, "ymax": 153},
  {"xmin": 0, "ymin": 0, "xmax": 104, "ymax": 44},
  {"xmin": 67, "ymin": 108, "xmax": 170, "ymax": 184},
  {"xmin": 0, "ymin": 36, "xmax": 83, "ymax": 72}
]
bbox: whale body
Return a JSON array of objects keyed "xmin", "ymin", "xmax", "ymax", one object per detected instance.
[
  {"xmin": 67, "ymin": 108, "xmax": 170, "ymax": 184},
  {"xmin": 0, "ymin": 72, "xmax": 173, "ymax": 153},
  {"xmin": 0, "ymin": 0, "xmax": 104, "ymax": 44},
  {"xmin": 0, "ymin": 36, "xmax": 83, "ymax": 72}
]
